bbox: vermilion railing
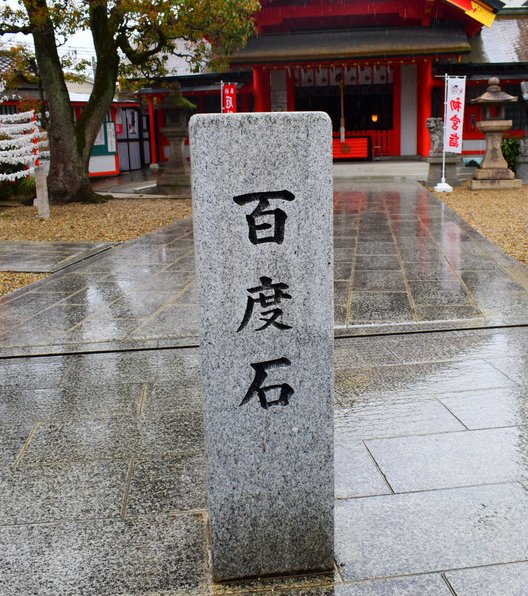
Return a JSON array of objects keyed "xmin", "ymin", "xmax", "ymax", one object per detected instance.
[{"xmin": 332, "ymin": 130, "xmax": 395, "ymax": 159}]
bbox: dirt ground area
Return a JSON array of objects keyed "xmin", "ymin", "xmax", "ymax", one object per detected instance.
[
  {"xmin": 431, "ymin": 184, "xmax": 528, "ymax": 267},
  {"xmin": 0, "ymin": 198, "xmax": 191, "ymax": 297}
]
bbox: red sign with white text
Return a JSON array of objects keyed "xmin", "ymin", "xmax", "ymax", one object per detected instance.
[{"xmin": 222, "ymin": 83, "xmax": 237, "ymax": 113}]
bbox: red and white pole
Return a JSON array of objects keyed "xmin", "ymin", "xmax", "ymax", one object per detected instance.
[{"xmin": 32, "ymin": 112, "xmax": 40, "ymax": 167}]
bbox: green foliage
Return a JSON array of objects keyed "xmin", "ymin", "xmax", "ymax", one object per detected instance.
[
  {"xmin": 16, "ymin": 173, "xmax": 35, "ymax": 197},
  {"xmin": 0, "ymin": 168, "xmax": 20, "ymax": 200},
  {"xmin": 501, "ymin": 137, "xmax": 520, "ymax": 172},
  {"xmin": 0, "ymin": 0, "xmax": 260, "ymax": 201},
  {"xmin": 1, "ymin": 1, "xmax": 260, "ymax": 80},
  {"xmin": 0, "ymin": 164, "xmax": 36, "ymax": 200}
]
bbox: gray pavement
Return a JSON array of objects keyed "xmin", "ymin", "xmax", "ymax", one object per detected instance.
[
  {"xmin": 2, "ymin": 180, "xmax": 528, "ymax": 356},
  {"xmin": 0, "ymin": 241, "xmax": 114, "ymax": 273},
  {"xmin": 1, "ymin": 172, "xmax": 528, "ymax": 594}
]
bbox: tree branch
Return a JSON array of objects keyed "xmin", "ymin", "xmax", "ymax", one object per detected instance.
[
  {"xmin": 117, "ymin": 30, "xmax": 168, "ymax": 65},
  {"xmin": 0, "ymin": 24, "xmax": 32, "ymax": 34}
]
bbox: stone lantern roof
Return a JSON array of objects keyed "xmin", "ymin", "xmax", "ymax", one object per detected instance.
[{"xmin": 471, "ymin": 77, "xmax": 518, "ymax": 104}]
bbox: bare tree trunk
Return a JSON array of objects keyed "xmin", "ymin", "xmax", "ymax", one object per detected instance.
[
  {"xmin": 25, "ymin": 0, "xmax": 119, "ymax": 203},
  {"xmin": 46, "ymin": 124, "xmax": 94, "ymax": 203}
]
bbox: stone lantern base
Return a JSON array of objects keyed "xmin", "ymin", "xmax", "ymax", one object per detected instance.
[
  {"xmin": 517, "ymin": 157, "xmax": 528, "ymax": 184},
  {"xmin": 469, "ymin": 178, "xmax": 522, "ymax": 190}
]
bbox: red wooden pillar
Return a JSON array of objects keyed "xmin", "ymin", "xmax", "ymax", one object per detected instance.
[
  {"xmin": 240, "ymin": 91, "xmax": 251, "ymax": 113},
  {"xmin": 417, "ymin": 59, "xmax": 433, "ymax": 157},
  {"xmin": 287, "ymin": 68, "xmax": 296, "ymax": 111},
  {"xmin": 147, "ymin": 95, "xmax": 158, "ymax": 168},
  {"xmin": 110, "ymin": 106, "xmax": 120, "ymax": 173},
  {"xmin": 253, "ymin": 67, "xmax": 270, "ymax": 112},
  {"xmin": 392, "ymin": 64, "xmax": 402, "ymax": 156}
]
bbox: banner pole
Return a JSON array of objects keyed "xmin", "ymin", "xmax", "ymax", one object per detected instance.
[
  {"xmin": 442, "ymin": 73, "xmax": 447, "ymax": 184},
  {"xmin": 434, "ymin": 73, "xmax": 453, "ymax": 193}
]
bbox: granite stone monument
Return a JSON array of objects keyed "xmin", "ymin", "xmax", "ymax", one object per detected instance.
[{"xmin": 190, "ymin": 112, "xmax": 334, "ymax": 582}]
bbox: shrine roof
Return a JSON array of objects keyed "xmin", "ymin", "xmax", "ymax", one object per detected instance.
[
  {"xmin": 462, "ymin": 15, "xmax": 528, "ymax": 63},
  {"xmin": 230, "ymin": 26, "xmax": 471, "ymax": 65},
  {"xmin": 487, "ymin": 0, "xmax": 507, "ymax": 9}
]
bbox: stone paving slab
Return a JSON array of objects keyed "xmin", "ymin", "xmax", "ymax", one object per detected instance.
[
  {"xmin": 445, "ymin": 562, "xmax": 528, "ymax": 596},
  {"xmin": 336, "ymin": 483, "xmax": 528, "ymax": 581},
  {"xmin": 1, "ymin": 327, "xmax": 528, "ymax": 592},
  {"xmin": 0, "ymin": 240, "xmax": 115, "ymax": 272},
  {"xmin": 366, "ymin": 426, "xmax": 528, "ymax": 492},
  {"xmin": 335, "ymin": 575, "xmax": 452, "ymax": 595},
  {"xmin": 439, "ymin": 385, "xmax": 528, "ymax": 430},
  {"xmin": 0, "ymin": 513, "xmax": 209, "ymax": 594},
  {"xmin": 335, "ymin": 442, "xmax": 392, "ymax": 499}
]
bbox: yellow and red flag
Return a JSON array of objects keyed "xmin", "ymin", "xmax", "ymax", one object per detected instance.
[{"xmin": 444, "ymin": 0, "xmax": 497, "ymax": 27}]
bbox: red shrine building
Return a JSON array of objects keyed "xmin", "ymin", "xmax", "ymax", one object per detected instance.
[
  {"xmin": 223, "ymin": 0, "xmax": 508, "ymax": 160},
  {"xmin": 140, "ymin": 0, "xmax": 528, "ymax": 167}
]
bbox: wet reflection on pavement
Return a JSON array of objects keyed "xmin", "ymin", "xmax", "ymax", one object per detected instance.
[{"xmin": 2, "ymin": 181, "xmax": 528, "ymax": 356}]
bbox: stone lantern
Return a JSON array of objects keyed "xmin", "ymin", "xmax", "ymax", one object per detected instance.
[
  {"xmin": 469, "ymin": 77, "xmax": 521, "ymax": 189},
  {"xmin": 156, "ymin": 84, "xmax": 196, "ymax": 195}
]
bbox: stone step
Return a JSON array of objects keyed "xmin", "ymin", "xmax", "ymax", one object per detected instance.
[{"xmin": 457, "ymin": 166, "xmax": 477, "ymax": 180}]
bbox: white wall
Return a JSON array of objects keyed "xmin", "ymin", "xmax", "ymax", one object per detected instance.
[
  {"xmin": 89, "ymin": 154, "xmax": 117, "ymax": 175},
  {"xmin": 400, "ymin": 64, "xmax": 417, "ymax": 156},
  {"xmin": 270, "ymin": 70, "xmax": 288, "ymax": 112}
]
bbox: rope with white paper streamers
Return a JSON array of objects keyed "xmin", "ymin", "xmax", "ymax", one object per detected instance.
[{"xmin": 0, "ymin": 109, "xmax": 49, "ymax": 182}]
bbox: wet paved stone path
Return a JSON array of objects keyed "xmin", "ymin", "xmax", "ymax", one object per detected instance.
[
  {"xmin": 2, "ymin": 181, "xmax": 528, "ymax": 356},
  {"xmin": 2, "ymin": 179, "xmax": 528, "ymax": 593},
  {"xmin": 0, "ymin": 240, "xmax": 114, "ymax": 273}
]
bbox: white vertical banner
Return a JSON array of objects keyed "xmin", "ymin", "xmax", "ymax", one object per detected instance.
[{"xmin": 444, "ymin": 76, "xmax": 466, "ymax": 154}]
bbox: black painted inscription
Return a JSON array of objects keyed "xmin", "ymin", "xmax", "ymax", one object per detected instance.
[
  {"xmin": 233, "ymin": 190, "xmax": 295, "ymax": 245},
  {"xmin": 238, "ymin": 276, "xmax": 292, "ymax": 332},
  {"xmin": 239, "ymin": 358, "xmax": 294, "ymax": 409}
]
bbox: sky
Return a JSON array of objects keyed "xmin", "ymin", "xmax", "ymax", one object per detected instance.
[
  {"xmin": 1, "ymin": 13, "xmax": 191, "ymax": 76},
  {"xmin": 1, "ymin": 0, "xmax": 96, "ymax": 60},
  {"xmin": 3, "ymin": 29, "xmax": 96, "ymax": 61}
]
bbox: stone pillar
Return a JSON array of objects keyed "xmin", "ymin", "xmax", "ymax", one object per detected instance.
[
  {"xmin": 517, "ymin": 157, "xmax": 528, "ymax": 183},
  {"xmin": 427, "ymin": 156, "xmax": 459, "ymax": 187},
  {"xmin": 190, "ymin": 112, "xmax": 334, "ymax": 582},
  {"xmin": 155, "ymin": 92, "xmax": 195, "ymax": 194},
  {"xmin": 287, "ymin": 69, "xmax": 296, "ymax": 111},
  {"xmin": 425, "ymin": 117, "xmax": 460, "ymax": 186},
  {"xmin": 157, "ymin": 125, "xmax": 189, "ymax": 187},
  {"xmin": 33, "ymin": 163, "xmax": 50, "ymax": 219}
]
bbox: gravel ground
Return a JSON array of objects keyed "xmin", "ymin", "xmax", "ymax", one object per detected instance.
[
  {"xmin": 0, "ymin": 198, "xmax": 191, "ymax": 297},
  {"xmin": 431, "ymin": 184, "xmax": 528, "ymax": 266}
]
